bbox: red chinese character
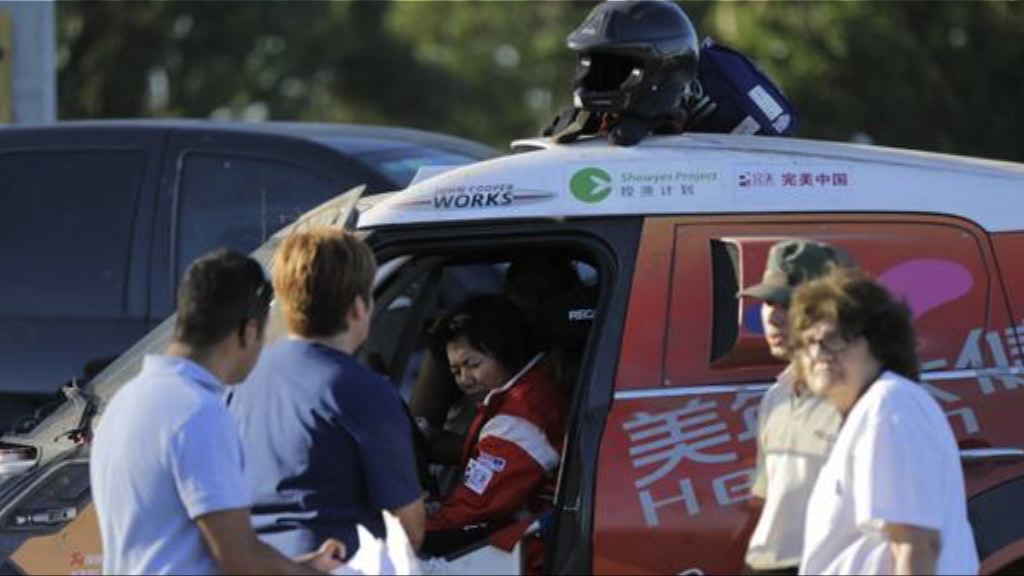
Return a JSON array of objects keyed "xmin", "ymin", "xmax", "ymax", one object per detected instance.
[
  {"xmin": 782, "ymin": 173, "xmax": 798, "ymax": 186},
  {"xmin": 815, "ymin": 173, "xmax": 832, "ymax": 186},
  {"xmin": 799, "ymin": 172, "xmax": 814, "ymax": 186},
  {"xmin": 832, "ymin": 172, "xmax": 849, "ymax": 186}
]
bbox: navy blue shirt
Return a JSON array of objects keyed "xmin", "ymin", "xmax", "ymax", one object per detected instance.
[{"xmin": 228, "ymin": 339, "xmax": 422, "ymax": 557}]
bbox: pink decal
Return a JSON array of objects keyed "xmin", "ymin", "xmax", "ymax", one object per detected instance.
[{"xmin": 877, "ymin": 260, "xmax": 974, "ymax": 319}]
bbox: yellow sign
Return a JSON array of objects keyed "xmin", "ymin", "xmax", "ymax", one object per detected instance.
[{"xmin": 0, "ymin": 10, "xmax": 11, "ymax": 123}]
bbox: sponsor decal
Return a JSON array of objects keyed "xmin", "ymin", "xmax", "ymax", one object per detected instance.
[
  {"xmin": 568, "ymin": 307, "xmax": 596, "ymax": 321},
  {"xmin": 69, "ymin": 551, "xmax": 102, "ymax": 576},
  {"xmin": 570, "ymin": 165, "xmax": 719, "ymax": 203},
  {"xmin": 570, "ymin": 167, "xmax": 613, "ymax": 203},
  {"xmin": 463, "ymin": 457, "xmax": 495, "ymax": 495},
  {"xmin": 398, "ymin": 183, "xmax": 557, "ymax": 211},
  {"xmin": 477, "ymin": 451, "xmax": 507, "ymax": 472},
  {"xmin": 736, "ymin": 165, "xmax": 851, "ymax": 190},
  {"xmin": 622, "ymin": 319, "xmax": 1024, "ymax": 526}
]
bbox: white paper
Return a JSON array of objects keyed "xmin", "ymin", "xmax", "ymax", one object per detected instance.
[{"xmin": 332, "ymin": 512, "xmax": 422, "ymax": 575}]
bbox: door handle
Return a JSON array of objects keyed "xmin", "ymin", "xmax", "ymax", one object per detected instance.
[{"xmin": 960, "ymin": 447, "xmax": 1024, "ymax": 464}]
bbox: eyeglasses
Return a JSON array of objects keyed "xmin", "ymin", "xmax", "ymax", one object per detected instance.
[{"xmin": 799, "ymin": 331, "xmax": 858, "ymax": 355}]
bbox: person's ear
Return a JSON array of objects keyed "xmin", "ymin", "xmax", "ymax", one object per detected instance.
[
  {"xmin": 347, "ymin": 295, "xmax": 369, "ymax": 328},
  {"xmin": 239, "ymin": 318, "xmax": 263, "ymax": 350}
]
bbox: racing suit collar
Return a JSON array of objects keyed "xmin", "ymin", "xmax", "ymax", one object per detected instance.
[{"xmin": 482, "ymin": 353, "xmax": 545, "ymax": 407}]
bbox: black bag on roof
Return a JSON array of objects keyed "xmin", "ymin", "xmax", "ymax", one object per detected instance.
[{"xmin": 687, "ymin": 37, "xmax": 799, "ymax": 136}]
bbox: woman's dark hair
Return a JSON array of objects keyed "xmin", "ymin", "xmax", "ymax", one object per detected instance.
[
  {"xmin": 788, "ymin": 268, "xmax": 920, "ymax": 381},
  {"xmin": 428, "ymin": 294, "xmax": 539, "ymax": 374}
]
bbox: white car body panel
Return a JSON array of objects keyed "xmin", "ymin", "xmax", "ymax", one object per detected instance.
[{"xmin": 360, "ymin": 134, "xmax": 1024, "ymax": 232}]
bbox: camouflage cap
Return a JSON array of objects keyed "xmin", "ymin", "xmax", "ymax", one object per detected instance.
[{"xmin": 738, "ymin": 239, "xmax": 855, "ymax": 304}]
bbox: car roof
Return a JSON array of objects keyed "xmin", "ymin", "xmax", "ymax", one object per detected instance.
[
  {"xmin": 1, "ymin": 118, "xmax": 497, "ymax": 159},
  {"xmin": 359, "ymin": 133, "xmax": 1024, "ymax": 232}
]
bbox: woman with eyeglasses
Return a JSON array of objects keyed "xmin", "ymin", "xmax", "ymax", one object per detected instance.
[{"xmin": 788, "ymin": 268, "xmax": 978, "ymax": 575}]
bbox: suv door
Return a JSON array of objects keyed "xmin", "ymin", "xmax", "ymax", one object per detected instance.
[
  {"xmin": 0, "ymin": 127, "xmax": 164, "ymax": 429},
  {"xmin": 594, "ymin": 214, "xmax": 1023, "ymax": 575},
  {"xmin": 147, "ymin": 128, "xmax": 388, "ymax": 319},
  {"xmin": 364, "ymin": 217, "xmax": 641, "ymax": 575}
]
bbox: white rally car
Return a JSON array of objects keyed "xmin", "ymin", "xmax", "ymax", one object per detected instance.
[{"xmin": 2, "ymin": 133, "xmax": 1024, "ymax": 575}]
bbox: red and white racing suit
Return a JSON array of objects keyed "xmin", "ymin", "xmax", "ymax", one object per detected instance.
[{"xmin": 426, "ymin": 353, "xmax": 568, "ymax": 532}]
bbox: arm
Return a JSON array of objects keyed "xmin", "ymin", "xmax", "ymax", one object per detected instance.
[
  {"xmin": 195, "ymin": 508, "xmax": 344, "ymax": 575},
  {"xmin": 391, "ymin": 496, "xmax": 426, "ymax": 551},
  {"xmin": 351, "ymin": 375, "xmax": 428, "ymax": 550},
  {"xmin": 851, "ymin": 405, "xmax": 948, "ymax": 575},
  {"xmin": 427, "ymin": 416, "xmax": 555, "ymax": 532},
  {"xmin": 885, "ymin": 523, "xmax": 940, "ymax": 576},
  {"xmin": 749, "ymin": 389, "xmax": 772, "ymax": 503}
]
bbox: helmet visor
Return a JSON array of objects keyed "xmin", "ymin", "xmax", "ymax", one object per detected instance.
[{"xmin": 578, "ymin": 52, "xmax": 644, "ymax": 93}]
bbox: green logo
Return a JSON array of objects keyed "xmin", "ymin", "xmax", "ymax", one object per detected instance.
[{"xmin": 570, "ymin": 167, "xmax": 613, "ymax": 203}]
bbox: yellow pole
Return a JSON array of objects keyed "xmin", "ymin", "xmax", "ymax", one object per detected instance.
[{"xmin": 0, "ymin": 10, "xmax": 11, "ymax": 123}]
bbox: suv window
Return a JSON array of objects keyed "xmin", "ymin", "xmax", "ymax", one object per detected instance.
[
  {"xmin": 663, "ymin": 220, "xmax": 992, "ymax": 387},
  {"xmin": 175, "ymin": 153, "xmax": 351, "ymax": 279},
  {"xmin": 0, "ymin": 149, "xmax": 143, "ymax": 317}
]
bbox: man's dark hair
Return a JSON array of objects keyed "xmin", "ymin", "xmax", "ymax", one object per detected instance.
[
  {"xmin": 174, "ymin": 249, "xmax": 272, "ymax": 350},
  {"xmin": 428, "ymin": 294, "xmax": 539, "ymax": 375}
]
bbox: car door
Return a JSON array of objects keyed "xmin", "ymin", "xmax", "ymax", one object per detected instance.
[
  {"xmin": 594, "ymin": 213, "xmax": 1023, "ymax": 575},
  {"xmin": 0, "ymin": 127, "xmax": 163, "ymax": 430},
  {"xmin": 363, "ymin": 217, "xmax": 641, "ymax": 575},
  {"xmin": 147, "ymin": 127, "xmax": 387, "ymax": 320}
]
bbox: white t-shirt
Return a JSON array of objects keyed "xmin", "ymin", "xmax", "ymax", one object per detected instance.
[
  {"xmin": 91, "ymin": 355, "xmax": 251, "ymax": 575},
  {"xmin": 746, "ymin": 367, "xmax": 841, "ymax": 569},
  {"xmin": 800, "ymin": 371, "xmax": 978, "ymax": 575}
]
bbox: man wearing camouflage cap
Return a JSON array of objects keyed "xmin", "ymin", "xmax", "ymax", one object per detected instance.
[{"xmin": 741, "ymin": 239, "xmax": 855, "ymax": 576}]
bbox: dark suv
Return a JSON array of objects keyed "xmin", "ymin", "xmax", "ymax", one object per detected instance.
[{"xmin": 0, "ymin": 120, "xmax": 495, "ymax": 429}]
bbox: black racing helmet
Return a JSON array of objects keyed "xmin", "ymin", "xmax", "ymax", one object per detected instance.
[{"xmin": 568, "ymin": 0, "xmax": 699, "ymax": 120}]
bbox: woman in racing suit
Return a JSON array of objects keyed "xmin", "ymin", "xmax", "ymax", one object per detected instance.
[{"xmin": 421, "ymin": 294, "xmax": 568, "ymax": 556}]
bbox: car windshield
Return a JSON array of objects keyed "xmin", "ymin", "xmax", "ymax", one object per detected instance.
[
  {"xmin": 313, "ymin": 134, "xmax": 495, "ymax": 187},
  {"xmin": 355, "ymin": 147, "xmax": 484, "ymax": 187}
]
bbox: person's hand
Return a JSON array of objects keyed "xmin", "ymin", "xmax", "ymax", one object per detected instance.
[{"xmin": 298, "ymin": 538, "xmax": 346, "ymax": 573}]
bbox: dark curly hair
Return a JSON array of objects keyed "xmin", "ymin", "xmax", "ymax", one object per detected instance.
[
  {"xmin": 788, "ymin": 267, "xmax": 920, "ymax": 381},
  {"xmin": 427, "ymin": 294, "xmax": 538, "ymax": 374}
]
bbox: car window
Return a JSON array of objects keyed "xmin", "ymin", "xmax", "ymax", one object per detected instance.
[
  {"xmin": 175, "ymin": 153, "xmax": 352, "ymax": 280},
  {"xmin": 662, "ymin": 221, "xmax": 992, "ymax": 387},
  {"xmin": 0, "ymin": 149, "xmax": 142, "ymax": 317},
  {"xmin": 354, "ymin": 147, "xmax": 484, "ymax": 188}
]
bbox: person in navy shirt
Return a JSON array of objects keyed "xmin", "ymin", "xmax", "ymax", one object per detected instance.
[{"xmin": 229, "ymin": 229, "xmax": 425, "ymax": 559}]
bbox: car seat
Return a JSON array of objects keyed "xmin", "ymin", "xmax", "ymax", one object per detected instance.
[{"xmin": 538, "ymin": 284, "xmax": 599, "ymax": 390}]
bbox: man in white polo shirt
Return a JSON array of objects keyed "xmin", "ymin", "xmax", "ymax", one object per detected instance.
[
  {"xmin": 740, "ymin": 240, "xmax": 854, "ymax": 575},
  {"xmin": 91, "ymin": 249, "xmax": 344, "ymax": 575}
]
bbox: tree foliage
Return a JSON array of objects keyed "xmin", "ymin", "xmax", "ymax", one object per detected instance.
[{"xmin": 57, "ymin": 1, "xmax": 1024, "ymax": 161}]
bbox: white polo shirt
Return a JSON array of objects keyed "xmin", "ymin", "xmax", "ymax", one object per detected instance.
[
  {"xmin": 746, "ymin": 366, "xmax": 841, "ymax": 570},
  {"xmin": 800, "ymin": 371, "xmax": 978, "ymax": 575},
  {"xmin": 91, "ymin": 355, "xmax": 251, "ymax": 575}
]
